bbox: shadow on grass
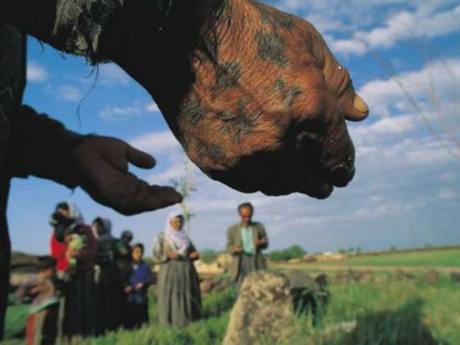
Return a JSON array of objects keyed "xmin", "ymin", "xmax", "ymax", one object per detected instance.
[
  {"xmin": 335, "ymin": 299, "xmax": 448, "ymax": 345},
  {"xmin": 201, "ymin": 286, "xmax": 237, "ymax": 319}
]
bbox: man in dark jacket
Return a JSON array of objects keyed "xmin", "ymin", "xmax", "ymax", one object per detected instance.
[{"xmin": 0, "ymin": 0, "xmax": 369, "ymax": 338}]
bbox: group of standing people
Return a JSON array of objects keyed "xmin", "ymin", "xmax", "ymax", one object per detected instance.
[
  {"xmin": 151, "ymin": 202, "xmax": 270, "ymax": 327},
  {"xmin": 16, "ymin": 201, "xmax": 153, "ymax": 344},
  {"xmin": 15, "ymin": 201, "xmax": 270, "ymax": 344}
]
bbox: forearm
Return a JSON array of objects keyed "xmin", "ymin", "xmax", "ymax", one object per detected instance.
[
  {"xmin": 0, "ymin": 0, "xmax": 124, "ymax": 62},
  {"xmin": 10, "ymin": 105, "xmax": 83, "ymax": 188},
  {"xmin": 0, "ymin": 0, "xmax": 220, "ymax": 64}
]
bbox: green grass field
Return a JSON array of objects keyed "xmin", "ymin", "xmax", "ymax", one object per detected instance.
[
  {"xmin": 4, "ymin": 248, "xmax": 460, "ymax": 345},
  {"xmin": 317, "ymin": 248, "xmax": 460, "ymax": 268}
]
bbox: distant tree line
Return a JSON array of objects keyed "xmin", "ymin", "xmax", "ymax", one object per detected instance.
[{"xmin": 267, "ymin": 245, "xmax": 307, "ymax": 262}]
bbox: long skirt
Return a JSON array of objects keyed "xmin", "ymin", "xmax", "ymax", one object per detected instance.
[
  {"xmin": 25, "ymin": 305, "xmax": 58, "ymax": 345},
  {"xmin": 63, "ymin": 268, "xmax": 96, "ymax": 338},
  {"xmin": 95, "ymin": 264, "xmax": 125, "ymax": 334},
  {"xmin": 124, "ymin": 302, "xmax": 149, "ymax": 330},
  {"xmin": 157, "ymin": 260, "xmax": 201, "ymax": 327}
]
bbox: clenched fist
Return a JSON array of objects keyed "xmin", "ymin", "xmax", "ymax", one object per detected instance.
[{"xmin": 106, "ymin": 0, "xmax": 369, "ymax": 199}]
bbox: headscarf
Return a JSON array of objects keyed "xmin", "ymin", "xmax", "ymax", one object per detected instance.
[
  {"xmin": 92, "ymin": 217, "xmax": 113, "ymax": 240},
  {"xmin": 164, "ymin": 211, "xmax": 191, "ymax": 256},
  {"xmin": 67, "ymin": 203, "xmax": 84, "ymax": 225},
  {"xmin": 50, "ymin": 202, "xmax": 84, "ymax": 226},
  {"xmin": 121, "ymin": 230, "xmax": 134, "ymax": 241},
  {"xmin": 50, "ymin": 202, "xmax": 85, "ymax": 243}
]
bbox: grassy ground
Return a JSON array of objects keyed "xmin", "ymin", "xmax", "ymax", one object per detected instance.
[
  {"xmin": 4, "ymin": 272, "xmax": 459, "ymax": 345},
  {"xmin": 316, "ymin": 248, "xmax": 460, "ymax": 268}
]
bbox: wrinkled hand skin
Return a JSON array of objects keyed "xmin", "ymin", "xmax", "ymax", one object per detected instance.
[
  {"xmin": 71, "ymin": 136, "xmax": 183, "ymax": 215},
  {"xmin": 110, "ymin": 0, "xmax": 369, "ymax": 199}
]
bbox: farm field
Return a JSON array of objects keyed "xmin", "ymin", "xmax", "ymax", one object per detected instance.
[
  {"xmin": 3, "ymin": 248, "xmax": 460, "ymax": 345},
  {"xmin": 316, "ymin": 248, "xmax": 460, "ymax": 269}
]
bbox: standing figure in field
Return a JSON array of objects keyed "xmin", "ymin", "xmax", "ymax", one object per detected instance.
[
  {"xmin": 114, "ymin": 230, "xmax": 134, "ymax": 283},
  {"xmin": 92, "ymin": 217, "xmax": 124, "ymax": 334},
  {"xmin": 15, "ymin": 256, "xmax": 60, "ymax": 345},
  {"xmin": 153, "ymin": 212, "xmax": 202, "ymax": 327},
  {"xmin": 49, "ymin": 202, "xmax": 84, "ymax": 278},
  {"xmin": 51, "ymin": 205, "xmax": 97, "ymax": 340},
  {"xmin": 123, "ymin": 243, "xmax": 153, "ymax": 330},
  {"xmin": 227, "ymin": 203, "xmax": 269, "ymax": 286},
  {"xmin": 112, "ymin": 230, "xmax": 134, "ymax": 322}
]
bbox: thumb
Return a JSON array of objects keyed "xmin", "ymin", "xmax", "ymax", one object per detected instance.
[
  {"xmin": 342, "ymin": 93, "xmax": 369, "ymax": 122},
  {"xmin": 127, "ymin": 145, "xmax": 156, "ymax": 169},
  {"xmin": 306, "ymin": 22, "xmax": 369, "ymax": 121}
]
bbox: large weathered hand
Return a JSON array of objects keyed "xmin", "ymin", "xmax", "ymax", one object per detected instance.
[
  {"xmin": 108, "ymin": 0, "xmax": 369, "ymax": 199},
  {"xmin": 71, "ymin": 136, "xmax": 183, "ymax": 215}
]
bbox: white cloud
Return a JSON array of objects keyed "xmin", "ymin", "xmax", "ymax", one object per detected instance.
[
  {"xmin": 269, "ymin": 0, "xmax": 460, "ymax": 56},
  {"xmin": 350, "ymin": 199, "xmax": 426, "ymax": 220},
  {"xmin": 129, "ymin": 130, "xmax": 182, "ymax": 154},
  {"xmin": 58, "ymin": 85, "xmax": 82, "ymax": 102},
  {"xmin": 351, "ymin": 114, "xmax": 418, "ymax": 146},
  {"xmin": 27, "ymin": 62, "xmax": 48, "ymax": 82},
  {"xmin": 100, "ymin": 105, "xmax": 143, "ymax": 121},
  {"xmin": 146, "ymin": 102, "xmax": 160, "ymax": 113},
  {"xmin": 357, "ymin": 58, "xmax": 460, "ymax": 122},
  {"xmin": 148, "ymin": 161, "xmax": 189, "ymax": 184},
  {"xmin": 100, "ymin": 101, "xmax": 161, "ymax": 121},
  {"xmin": 98, "ymin": 63, "xmax": 132, "ymax": 86},
  {"xmin": 331, "ymin": 6, "xmax": 460, "ymax": 55},
  {"xmin": 437, "ymin": 188, "xmax": 458, "ymax": 200}
]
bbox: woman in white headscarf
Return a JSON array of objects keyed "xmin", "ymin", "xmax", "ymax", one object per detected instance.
[{"xmin": 153, "ymin": 211, "xmax": 202, "ymax": 326}]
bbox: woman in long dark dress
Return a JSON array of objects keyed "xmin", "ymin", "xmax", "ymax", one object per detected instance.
[
  {"xmin": 50, "ymin": 203, "xmax": 97, "ymax": 340},
  {"xmin": 153, "ymin": 212, "xmax": 202, "ymax": 327}
]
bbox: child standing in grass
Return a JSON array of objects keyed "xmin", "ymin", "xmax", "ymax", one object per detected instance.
[
  {"xmin": 16, "ymin": 256, "xmax": 61, "ymax": 345},
  {"xmin": 124, "ymin": 243, "xmax": 153, "ymax": 329}
]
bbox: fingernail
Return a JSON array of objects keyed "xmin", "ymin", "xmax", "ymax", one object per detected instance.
[{"xmin": 353, "ymin": 94, "xmax": 369, "ymax": 114}]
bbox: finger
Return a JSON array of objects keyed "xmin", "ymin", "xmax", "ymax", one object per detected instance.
[
  {"xmin": 306, "ymin": 23, "xmax": 369, "ymax": 121},
  {"xmin": 322, "ymin": 62, "xmax": 369, "ymax": 121},
  {"xmin": 143, "ymin": 185, "xmax": 183, "ymax": 209},
  {"xmin": 343, "ymin": 93, "xmax": 369, "ymax": 122},
  {"xmin": 83, "ymin": 168, "xmax": 181, "ymax": 215},
  {"xmin": 120, "ymin": 181, "xmax": 183, "ymax": 215},
  {"xmin": 127, "ymin": 145, "xmax": 156, "ymax": 169}
]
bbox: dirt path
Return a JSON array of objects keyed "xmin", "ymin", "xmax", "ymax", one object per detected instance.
[{"xmin": 272, "ymin": 263, "xmax": 460, "ymax": 273}]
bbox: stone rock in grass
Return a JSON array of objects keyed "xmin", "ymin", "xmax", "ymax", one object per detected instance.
[
  {"xmin": 334, "ymin": 269, "xmax": 374, "ymax": 284},
  {"xmin": 395, "ymin": 269, "xmax": 416, "ymax": 281},
  {"xmin": 200, "ymin": 277, "xmax": 231, "ymax": 295},
  {"xmin": 450, "ymin": 272, "xmax": 460, "ymax": 283},
  {"xmin": 423, "ymin": 270, "xmax": 440, "ymax": 285},
  {"xmin": 223, "ymin": 271, "xmax": 296, "ymax": 345}
]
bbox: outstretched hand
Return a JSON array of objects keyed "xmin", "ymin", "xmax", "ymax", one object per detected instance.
[{"xmin": 71, "ymin": 135, "xmax": 182, "ymax": 215}]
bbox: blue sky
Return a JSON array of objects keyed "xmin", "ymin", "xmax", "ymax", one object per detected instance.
[{"xmin": 8, "ymin": 0, "xmax": 460, "ymax": 255}]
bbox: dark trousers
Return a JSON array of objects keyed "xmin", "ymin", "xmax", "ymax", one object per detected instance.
[{"xmin": 124, "ymin": 302, "xmax": 149, "ymax": 330}]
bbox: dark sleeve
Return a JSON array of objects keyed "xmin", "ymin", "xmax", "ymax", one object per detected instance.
[
  {"xmin": 10, "ymin": 105, "xmax": 84, "ymax": 188},
  {"xmin": 226, "ymin": 226, "xmax": 235, "ymax": 254},
  {"xmin": 0, "ymin": 0, "xmax": 166, "ymax": 63},
  {"xmin": 258, "ymin": 224, "xmax": 269, "ymax": 250},
  {"xmin": 75, "ymin": 227, "xmax": 97, "ymax": 265},
  {"xmin": 144, "ymin": 265, "xmax": 153, "ymax": 287}
]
